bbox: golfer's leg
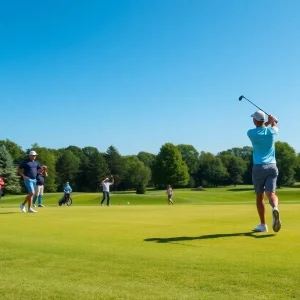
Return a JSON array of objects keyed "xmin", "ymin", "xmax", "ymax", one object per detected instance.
[
  {"xmin": 265, "ymin": 192, "xmax": 278, "ymax": 208},
  {"xmin": 101, "ymin": 192, "xmax": 106, "ymax": 205},
  {"xmin": 33, "ymin": 185, "xmax": 39, "ymax": 205},
  {"xmin": 107, "ymin": 193, "xmax": 110, "ymax": 206},
  {"xmin": 256, "ymin": 193, "xmax": 266, "ymax": 224}
]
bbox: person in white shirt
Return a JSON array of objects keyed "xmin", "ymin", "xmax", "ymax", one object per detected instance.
[
  {"xmin": 166, "ymin": 185, "xmax": 174, "ymax": 205},
  {"xmin": 101, "ymin": 175, "xmax": 114, "ymax": 206}
]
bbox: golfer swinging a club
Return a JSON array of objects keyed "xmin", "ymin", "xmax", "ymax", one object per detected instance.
[{"xmin": 247, "ymin": 110, "xmax": 281, "ymax": 232}]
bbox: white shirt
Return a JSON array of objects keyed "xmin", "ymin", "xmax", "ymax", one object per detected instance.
[
  {"xmin": 167, "ymin": 188, "xmax": 173, "ymax": 195},
  {"xmin": 102, "ymin": 182, "xmax": 113, "ymax": 192}
]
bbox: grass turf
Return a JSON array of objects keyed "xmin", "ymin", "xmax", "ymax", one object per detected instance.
[{"xmin": 0, "ymin": 187, "xmax": 300, "ymax": 299}]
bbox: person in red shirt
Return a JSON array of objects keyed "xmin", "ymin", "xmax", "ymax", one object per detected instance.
[{"xmin": 0, "ymin": 177, "xmax": 4, "ymax": 199}]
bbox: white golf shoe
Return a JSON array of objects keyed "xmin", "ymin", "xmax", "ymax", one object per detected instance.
[
  {"xmin": 20, "ymin": 204, "xmax": 26, "ymax": 213},
  {"xmin": 28, "ymin": 208, "xmax": 37, "ymax": 213},
  {"xmin": 253, "ymin": 224, "xmax": 268, "ymax": 232}
]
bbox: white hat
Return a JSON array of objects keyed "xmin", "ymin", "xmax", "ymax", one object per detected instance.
[
  {"xmin": 251, "ymin": 110, "xmax": 265, "ymax": 122},
  {"xmin": 29, "ymin": 150, "xmax": 38, "ymax": 156}
]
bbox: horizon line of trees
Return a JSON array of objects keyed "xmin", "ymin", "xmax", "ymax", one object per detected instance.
[{"xmin": 0, "ymin": 139, "xmax": 300, "ymax": 195}]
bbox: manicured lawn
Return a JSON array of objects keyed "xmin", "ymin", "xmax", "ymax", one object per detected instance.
[{"xmin": 0, "ymin": 187, "xmax": 300, "ymax": 299}]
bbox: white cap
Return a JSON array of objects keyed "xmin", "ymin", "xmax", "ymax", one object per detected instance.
[
  {"xmin": 29, "ymin": 150, "xmax": 38, "ymax": 156},
  {"xmin": 251, "ymin": 110, "xmax": 265, "ymax": 122}
]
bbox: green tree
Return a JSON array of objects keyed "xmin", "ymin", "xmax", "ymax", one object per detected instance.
[
  {"xmin": 81, "ymin": 147, "xmax": 109, "ymax": 192},
  {"xmin": 0, "ymin": 145, "xmax": 22, "ymax": 194},
  {"xmin": 122, "ymin": 156, "xmax": 151, "ymax": 193},
  {"xmin": 275, "ymin": 141, "xmax": 297, "ymax": 187},
  {"xmin": 105, "ymin": 146, "xmax": 124, "ymax": 189},
  {"xmin": 0, "ymin": 139, "xmax": 25, "ymax": 164},
  {"xmin": 177, "ymin": 144, "xmax": 199, "ymax": 187},
  {"xmin": 218, "ymin": 154, "xmax": 247, "ymax": 185},
  {"xmin": 153, "ymin": 143, "xmax": 189, "ymax": 186},
  {"xmin": 56, "ymin": 150, "xmax": 80, "ymax": 190},
  {"xmin": 295, "ymin": 153, "xmax": 300, "ymax": 182},
  {"xmin": 197, "ymin": 152, "xmax": 228, "ymax": 187}
]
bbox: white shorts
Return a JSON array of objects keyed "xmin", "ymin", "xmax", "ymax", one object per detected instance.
[{"xmin": 35, "ymin": 185, "xmax": 44, "ymax": 196}]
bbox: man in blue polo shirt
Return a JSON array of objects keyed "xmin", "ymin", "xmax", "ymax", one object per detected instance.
[
  {"xmin": 247, "ymin": 110, "xmax": 281, "ymax": 233},
  {"xmin": 17, "ymin": 150, "xmax": 41, "ymax": 213}
]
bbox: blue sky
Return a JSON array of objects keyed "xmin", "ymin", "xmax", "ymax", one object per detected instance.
[{"xmin": 1, "ymin": 0, "xmax": 299, "ymax": 155}]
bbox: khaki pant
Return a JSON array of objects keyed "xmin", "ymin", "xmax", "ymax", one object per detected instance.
[{"xmin": 34, "ymin": 185, "xmax": 44, "ymax": 196}]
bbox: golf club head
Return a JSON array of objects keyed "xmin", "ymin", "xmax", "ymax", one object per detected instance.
[{"xmin": 238, "ymin": 95, "xmax": 244, "ymax": 101}]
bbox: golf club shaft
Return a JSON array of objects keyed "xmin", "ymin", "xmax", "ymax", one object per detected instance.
[{"xmin": 242, "ymin": 96, "xmax": 269, "ymax": 116}]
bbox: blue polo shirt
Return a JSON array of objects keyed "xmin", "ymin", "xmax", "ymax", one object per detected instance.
[
  {"xmin": 19, "ymin": 159, "xmax": 41, "ymax": 179},
  {"xmin": 247, "ymin": 126, "xmax": 278, "ymax": 164},
  {"xmin": 64, "ymin": 185, "xmax": 72, "ymax": 192}
]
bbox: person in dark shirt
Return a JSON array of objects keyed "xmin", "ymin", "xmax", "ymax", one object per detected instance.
[
  {"xmin": 17, "ymin": 150, "xmax": 41, "ymax": 213},
  {"xmin": 32, "ymin": 165, "xmax": 48, "ymax": 208}
]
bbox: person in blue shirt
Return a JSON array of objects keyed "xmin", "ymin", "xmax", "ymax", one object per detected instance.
[
  {"xmin": 17, "ymin": 150, "xmax": 41, "ymax": 213},
  {"xmin": 63, "ymin": 182, "xmax": 72, "ymax": 202},
  {"xmin": 247, "ymin": 110, "xmax": 281, "ymax": 233},
  {"xmin": 32, "ymin": 165, "xmax": 48, "ymax": 208}
]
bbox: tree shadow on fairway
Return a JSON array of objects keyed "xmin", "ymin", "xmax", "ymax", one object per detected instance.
[{"xmin": 144, "ymin": 232, "xmax": 275, "ymax": 244}]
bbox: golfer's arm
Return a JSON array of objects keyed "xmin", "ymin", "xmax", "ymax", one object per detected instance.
[
  {"xmin": 44, "ymin": 170, "xmax": 48, "ymax": 177},
  {"xmin": 17, "ymin": 167, "xmax": 25, "ymax": 178}
]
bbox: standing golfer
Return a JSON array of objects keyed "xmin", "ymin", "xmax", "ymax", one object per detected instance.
[
  {"xmin": 32, "ymin": 165, "xmax": 48, "ymax": 207},
  {"xmin": 100, "ymin": 175, "xmax": 114, "ymax": 206},
  {"xmin": 0, "ymin": 177, "xmax": 4, "ymax": 199},
  {"xmin": 17, "ymin": 150, "xmax": 41, "ymax": 213},
  {"xmin": 166, "ymin": 185, "xmax": 174, "ymax": 205},
  {"xmin": 247, "ymin": 110, "xmax": 281, "ymax": 232}
]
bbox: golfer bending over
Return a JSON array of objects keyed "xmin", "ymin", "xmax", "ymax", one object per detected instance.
[
  {"xmin": 101, "ymin": 175, "xmax": 114, "ymax": 206},
  {"xmin": 247, "ymin": 110, "xmax": 281, "ymax": 232}
]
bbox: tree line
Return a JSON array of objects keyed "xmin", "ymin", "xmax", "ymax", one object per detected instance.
[{"xmin": 0, "ymin": 139, "xmax": 300, "ymax": 195}]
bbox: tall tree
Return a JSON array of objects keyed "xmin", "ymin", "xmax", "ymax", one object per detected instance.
[
  {"xmin": 197, "ymin": 152, "xmax": 228, "ymax": 187},
  {"xmin": 105, "ymin": 146, "xmax": 124, "ymax": 188},
  {"xmin": 122, "ymin": 156, "xmax": 151, "ymax": 192},
  {"xmin": 177, "ymin": 144, "xmax": 199, "ymax": 187},
  {"xmin": 0, "ymin": 145, "xmax": 22, "ymax": 194},
  {"xmin": 81, "ymin": 147, "xmax": 109, "ymax": 192},
  {"xmin": 0, "ymin": 139, "xmax": 24, "ymax": 164},
  {"xmin": 153, "ymin": 143, "xmax": 189, "ymax": 186},
  {"xmin": 275, "ymin": 141, "xmax": 297, "ymax": 187},
  {"xmin": 56, "ymin": 150, "xmax": 80, "ymax": 191},
  {"xmin": 218, "ymin": 154, "xmax": 247, "ymax": 185}
]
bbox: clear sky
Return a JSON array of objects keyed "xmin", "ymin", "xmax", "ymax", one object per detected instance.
[{"xmin": 1, "ymin": 0, "xmax": 299, "ymax": 155}]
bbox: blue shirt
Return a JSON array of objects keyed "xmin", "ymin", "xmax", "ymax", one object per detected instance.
[
  {"xmin": 19, "ymin": 159, "xmax": 41, "ymax": 179},
  {"xmin": 64, "ymin": 185, "xmax": 72, "ymax": 192},
  {"xmin": 247, "ymin": 126, "xmax": 278, "ymax": 164}
]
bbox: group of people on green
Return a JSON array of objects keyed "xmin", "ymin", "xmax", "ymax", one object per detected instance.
[{"xmin": 15, "ymin": 109, "xmax": 282, "ymax": 232}]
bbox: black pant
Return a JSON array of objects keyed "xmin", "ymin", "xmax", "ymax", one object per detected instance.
[
  {"xmin": 65, "ymin": 193, "xmax": 70, "ymax": 201},
  {"xmin": 101, "ymin": 191, "xmax": 110, "ymax": 205}
]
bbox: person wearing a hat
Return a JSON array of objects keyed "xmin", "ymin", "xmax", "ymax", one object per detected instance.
[
  {"xmin": 247, "ymin": 110, "xmax": 281, "ymax": 233},
  {"xmin": 63, "ymin": 182, "xmax": 72, "ymax": 203},
  {"xmin": 32, "ymin": 165, "xmax": 48, "ymax": 208},
  {"xmin": 100, "ymin": 175, "xmax": 114, "ymax": 206},
  {"xmin": 17, "ymin": 150, "xmax": 41, "ymax": 213}
]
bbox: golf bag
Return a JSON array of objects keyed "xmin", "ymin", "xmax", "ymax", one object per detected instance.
[{"xmin": 58, "ymin": 192, "xmax": 72, "ymax": 206}]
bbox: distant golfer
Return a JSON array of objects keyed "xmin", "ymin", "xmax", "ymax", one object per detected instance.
[
  {"xmin": 166, "ymin": 185, "xmax": 174, "ymax": 205},
  {"xmin": 0, "ymin": 177, "xmax": 4, "ymax": 199},
  {"xmin": 247, "ymin": 110, "xmax": 281, "ymax": 232},
  {"xmin": 32, "ymin": 165, "xmax": 48, "ymax": 207},
  {"xmin": 101, "ymin": 175, "xmax": 114, "ymax": 206},
  {"xmin": 17, "ymin": 150, "xmax": 41, "ymax": 213}
]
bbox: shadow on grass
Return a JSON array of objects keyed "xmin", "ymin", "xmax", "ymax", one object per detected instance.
[
  {"xmin": 227, "ymin": 188, "xmax": 254, "ymax": 192},
  {"xmin": 145, "ymin": 232, "xmax": 275, "ymax": 244},
  {"xmin": 0, "ymin": 212, "xmax": 18, "ymax": 214}
]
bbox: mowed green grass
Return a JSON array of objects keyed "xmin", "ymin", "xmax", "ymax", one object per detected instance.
[{"xmin": 1, "ymin": 187, "xmax": 300, "ymax": 300}]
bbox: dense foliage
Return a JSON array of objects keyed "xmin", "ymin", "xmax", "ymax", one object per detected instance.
[{"xmin": 0, "ymin": 138, "xmax": 299, "ymax": 194}]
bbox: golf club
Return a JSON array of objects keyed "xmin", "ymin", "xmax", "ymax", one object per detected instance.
[{"xmin": 239, "ymin": 95, "xmax": 278, "ymax": 123}]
